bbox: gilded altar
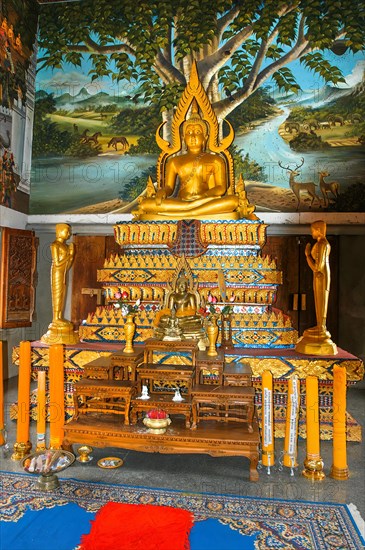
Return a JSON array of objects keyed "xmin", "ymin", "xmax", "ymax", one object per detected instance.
[{"xmin": 12, "ymin": 61, "xmax": 364, "ymax": 447}]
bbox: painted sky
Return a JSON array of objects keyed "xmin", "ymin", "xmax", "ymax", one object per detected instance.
[{"xmin": 35, "ymin": 49, "xmax": 365, "ymax": 99}]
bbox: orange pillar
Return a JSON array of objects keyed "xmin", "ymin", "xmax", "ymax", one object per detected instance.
[
  {"xmin": 302, "ymin": 375, "xmax": 325, "ymax": 480},
  {"xmin": 12, "ymin": 341, "xmax": 32, "ymax": 460},
  {"xmin": 261, "ymin": 370, "xmax": 275, "ymax": 471},
  {"xmin": 49, "ymin": 344, "xmax": 65, "ymax": 449},
  {"xmin": 330, "ymin": 365, "xmax": 349, "ymax": 479}
]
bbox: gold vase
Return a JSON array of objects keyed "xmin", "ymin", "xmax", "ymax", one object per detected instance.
[
  {"xmin": 123, "ymin": 313, "xmax": 136, "ymax": 354},
  {"xmin": 206, "ymin": 316, "xmax": 219, "ymax": 357}
]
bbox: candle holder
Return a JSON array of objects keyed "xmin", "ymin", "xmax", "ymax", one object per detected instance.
[
  {"xmin": 330, "ymin": 465, "xmax": 349, "ymax": 480},
  {"xmin": 1, "ymin": 426, "xmax": 11, "ymax": 458},
  {"xmin": 302, "ymin": 456, "xmax": 325, "ymax": 480},
  {"xmin": 76, "ymin": 445, "xmax": 93, "ymax": 463},
  {"xmin": 11, "ymin": 441, "xmax": 32, "ymax": 461},
  {"xmin": 23, "ymin": 449, "xmax": 75, "ymax": 491}
]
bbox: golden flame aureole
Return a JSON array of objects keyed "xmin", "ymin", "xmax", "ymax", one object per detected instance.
[{"xmin": 155, "ymin": 60, "xmax": 236, "ymax": 194}]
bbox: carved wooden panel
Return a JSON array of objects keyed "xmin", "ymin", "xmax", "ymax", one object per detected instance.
[
  {"xmin": 0, "ymin": 227, "xmax": 38, "ymax": 328},
  {"xmin": 71, "ymin": 235, "xmax": 122, "ymax": 326},
  {"xmin": 263, "ymin": 235, "xmax": 339, "ymax": 340}
]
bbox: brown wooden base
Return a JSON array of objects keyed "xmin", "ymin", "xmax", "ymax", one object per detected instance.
[{"xmin": 63, "ymin": 414, "xmax": 260, "ymax": 481}]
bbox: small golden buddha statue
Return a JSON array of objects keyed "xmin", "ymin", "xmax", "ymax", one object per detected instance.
[
  {"xmin": 133, "ymin": 61, "xmax": 256, "ymax": 221},
  {"xmin": 296, "ymin": 220, "xmax": 337, "ymax": 355},
  {"xmin": 154, "ymin": 266, "xmax": 206, "ymax": 348}
]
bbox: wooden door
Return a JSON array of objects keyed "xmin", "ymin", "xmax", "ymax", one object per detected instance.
[
  {"xmin": 263, "ymin": 235, "xmax": 339, "ymax": 341},
  {"xmin": 71, "ymin": 235, "xmax": 122, "ymax": 327}
]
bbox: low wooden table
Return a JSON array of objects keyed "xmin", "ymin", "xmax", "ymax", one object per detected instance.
[
  {"xmin": 137, "ymin": 363, "xmax": 195, "ymax": 394},
  {"xmin": 196, "ymin": 350, "xmax": 225, "ymax": 384},
  {"xmin": 223, "ymin": 362, "xmax": 252, "ymax": 386},
  {"xmin": 63, "ymin": 415, "xmax": 260, "ymax": 481},
  {"xmin": 83, "ymin": 356, "xmax": 114, "ymax": 380},
  {"xmin": 73, "ymin": 379, "xmax": 137, "ymax": 425},
  {"xmin": 191, "ymin": 384, "xmax": 255, "ymax": 432},
  {"xmin": 130, "ymin": 393, "xmax": 192, "ymax": 428},
  {"xmin": 111, "ymin": 350, "xmax": 144, "ymax": 381}
]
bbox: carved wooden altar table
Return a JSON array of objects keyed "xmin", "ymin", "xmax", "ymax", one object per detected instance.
[
  {"xmin": 12, "ymin": 341, "xmax": 364, "ymax": 440},
  {"xmin": 63, "ymin": 414, "xmax": 260, "ymax": 481}
]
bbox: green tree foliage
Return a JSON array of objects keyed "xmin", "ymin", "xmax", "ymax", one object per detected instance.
[
  {"xmin": 329, "ymin": 183, "xmax": 365, "ymax": 212},
  {"xmin": 289, "ymin": 131, "xmax": 330, "ymax": 151},
  {"xmin": 230, "ymin": 145, "xmax": 267, "ymax": 181},
  {"xmin": 226, "ymin": 88, "xmax": 276, "ymax": 132},
  {"xmin": 119, "ymin": 166, "xmax": 157, "ymax": 201},
  {"xmin": 65, "ymin": 139, "xmax": 102, "ymax": 157},
  {"xmin": 128, "ymin": 135, "xmax": 160, "ymax": 155},
  {"xmin": 32, "ymin": 94, "xmax": 73, "ymax": 157},
  {"xmin": 32, "ymin": 92, "xmax": 100, "ymax": 157},
  {"xmin": 37, "ymin": 0, "xmax": 364, "ymax": 124},
  {"xmin": 110, "ymin": 106, "xmax": 161, "ymax": 135}
]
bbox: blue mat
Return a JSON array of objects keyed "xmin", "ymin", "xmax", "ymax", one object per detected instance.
[
  {"xmin": 1, "ymin": 471, "xmax": 364, "ymax": 550},
  {"xmin": 2, "ymin": 504, "xmax": 254, "ymax": 550}
]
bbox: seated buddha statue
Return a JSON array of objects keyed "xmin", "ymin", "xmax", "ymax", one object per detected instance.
[
  {"xmin": 154, "ymin": 273, "xmax": 206, "ymax": 346},
  {"xmin": 132, "ymin": 61, "xmax": 256, "ymax": 221}
]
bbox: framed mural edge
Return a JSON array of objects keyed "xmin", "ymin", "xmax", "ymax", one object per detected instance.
[{"xmin": 0, "ymin": 227, "xmax": 38, "ymax": 328}]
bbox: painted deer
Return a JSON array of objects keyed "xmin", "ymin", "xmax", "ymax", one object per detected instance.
[
  {"xmin": 319, "ymin": 171, "xmax": 340, "ymax": 207},
  {"xmin": 278, "ymin": 158, "xmax": 319, "ymax": 210}
]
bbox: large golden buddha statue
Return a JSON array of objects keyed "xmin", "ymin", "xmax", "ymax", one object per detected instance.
[
  {"xmin": 154, "ymin": 258, "xmax": 207, "ymax": 348},
  {"xmin": 133, "ymin": 61, "xmax": 256, "ymax": 221}
]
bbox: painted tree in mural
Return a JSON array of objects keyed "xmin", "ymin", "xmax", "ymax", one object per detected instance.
[{"xmin": 38, "ymin": 0, "xmax": 364, "ymax": 128}]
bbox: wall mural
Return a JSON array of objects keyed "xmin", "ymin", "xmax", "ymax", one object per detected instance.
[
  {"xmin": 0, "ymin": 0, "xmax": 38, "ymax": 214},
  {"xmin": 31, "ymin": 1, "xmax": 365, "ymax": 215}
]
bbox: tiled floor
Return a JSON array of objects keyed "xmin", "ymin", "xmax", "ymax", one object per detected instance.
[{"xmin": 1, "ymin": 377, "xmax": 364, "ymax": 520}]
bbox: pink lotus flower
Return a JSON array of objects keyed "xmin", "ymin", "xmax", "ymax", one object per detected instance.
[{"xmin": 146, "ymin": 408, "xmax": 168, "ymax": 419}]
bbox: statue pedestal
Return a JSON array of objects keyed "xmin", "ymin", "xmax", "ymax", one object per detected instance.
[
  {"xmin": 295, "ymin": 328, "xmax": 337, "ymax": 356},
  {"xmin": 41, "ymin": 321, "xmax": 79, "ymax": 345}
]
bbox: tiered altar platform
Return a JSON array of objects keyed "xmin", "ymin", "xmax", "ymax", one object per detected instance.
[{"xmin": 12, "ymin": 340, "xmax": 364, "ymax": 441}]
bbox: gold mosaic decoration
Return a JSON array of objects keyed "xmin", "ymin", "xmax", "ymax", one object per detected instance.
[{"xmin": 114, "ymin": 221, "xmax": 267, "ymax": 247}]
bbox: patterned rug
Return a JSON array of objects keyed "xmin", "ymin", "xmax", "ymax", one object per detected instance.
[{"xmin": 1, "ymin": 471, "xmax": 364, "ymax": 550}]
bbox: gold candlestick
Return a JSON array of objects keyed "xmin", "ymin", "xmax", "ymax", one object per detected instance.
[
  {"xmin": 77, "ymin": 445, "xmax": 93, "ymax": 463},
  {"xmin": 302, "ymin": 376, "xmax": 325, "ymax": 480}
]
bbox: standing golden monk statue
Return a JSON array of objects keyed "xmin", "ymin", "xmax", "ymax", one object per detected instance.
[
  {"xmin": 133, "ymin": 61, "xmax": 256, "ymax": 221},
  {"xmin": 296, "ymin": 220, "xmax": 337, "ymax": 355},
  {"xmin": 41, "ymin": 223, "xmax": 79, "ymax": 344}
]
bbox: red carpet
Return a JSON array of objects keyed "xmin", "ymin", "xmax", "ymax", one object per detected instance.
[{"xmin": 80, "ymin": 502, "xmax": 194, "ymax": 550}]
